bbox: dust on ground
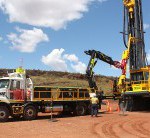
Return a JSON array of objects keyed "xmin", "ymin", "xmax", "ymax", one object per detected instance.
[{"xmin": 1, "ymin": 100, "xmax": 150, "ymax": 138}]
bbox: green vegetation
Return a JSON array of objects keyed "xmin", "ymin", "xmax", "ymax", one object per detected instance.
[{"xmin": 0, "ymin": 69, "xmax": 115, "ymax": 95}]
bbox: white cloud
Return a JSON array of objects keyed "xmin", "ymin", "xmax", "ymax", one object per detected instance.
[
  {"xmin": 7, "ymin": 27, "xmax": 49, "ymax": 53},
  {"xmin": 71, "ymin": 62, "xmax": 86, "ymax": 74},
  {"xmin": 41, "ymin": 48, "xmax": 68, "ymax": 72},
  {"xmin": 144, "ymin": 24, "xmax": 150, "ymax": 30},
  {"xmin": 0, "ymin": 0, "xmax": 107, "ymax": 30},
  {"xmin": 64, "ymin": 54, "xmax": 79, "ymax": 63},
  {"xmin": 64, "ymin": 53, "xmax": 86, "ymax": 73},
  {"xmin": 41, "ymin": 48, "xmax": 86, "ymax": 73}
]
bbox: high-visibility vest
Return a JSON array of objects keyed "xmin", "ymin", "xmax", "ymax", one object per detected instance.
[
  {"xmin": 91, "ymin": 97, "xmax": 99, "ymax": 104},
  {"xmin": 16, "ymin": 67, "xmax": 25, "ymax": 74}
]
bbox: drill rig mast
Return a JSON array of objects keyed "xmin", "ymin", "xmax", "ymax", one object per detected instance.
[{"xmin": 121, "ymin": 0, "xmax": 147, "ymax": 82}]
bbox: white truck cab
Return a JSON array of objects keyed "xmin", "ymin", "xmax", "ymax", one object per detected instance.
[{"xmin": 0, "ymin": 69, "xmax": 33, "ymax": 102}]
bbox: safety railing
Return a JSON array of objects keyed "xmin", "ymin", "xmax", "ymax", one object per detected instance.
[
  {"xmin": 131, "ymin": 80, "xmax": 148, "ymax": 84},
  {"xmin": 33, "ymin": 87, "xmax": 96, "ymax": 101}
]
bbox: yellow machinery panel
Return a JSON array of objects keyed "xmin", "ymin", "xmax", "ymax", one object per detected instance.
[
  {"xmin": 132, "ymin": 84, "xmax": 142, "ymax": 92},
  {"xmin": 132, "ymin": 83, "xmax": 149, "ymax": 92},
  {"xmin": 122, "ymin": 50, "xmax": 129, "ymax": 60}
]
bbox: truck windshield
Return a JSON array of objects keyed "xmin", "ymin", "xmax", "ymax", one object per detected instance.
[{"xmin": 0, "ymin": 79, "xmax": 9, "ymax": 88}]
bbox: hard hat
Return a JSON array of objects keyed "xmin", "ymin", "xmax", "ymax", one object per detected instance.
[{"xmin": 90, "ymin": 93, "xmax": 96, "ymax": 98}]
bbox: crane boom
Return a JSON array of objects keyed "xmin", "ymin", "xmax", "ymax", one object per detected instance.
[{"xmin": 85, "ymin": 50, "xmax": 120, "ymax": 89}]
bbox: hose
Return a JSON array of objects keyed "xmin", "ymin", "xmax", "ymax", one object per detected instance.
[{"xmin": 123, "ymin": 6, "xmax": 128, "ymax": 48}]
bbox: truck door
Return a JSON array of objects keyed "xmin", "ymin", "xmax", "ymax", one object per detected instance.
[{"xmin": 10, "ymin": 80, "xmax": 24, "ymax": 100}]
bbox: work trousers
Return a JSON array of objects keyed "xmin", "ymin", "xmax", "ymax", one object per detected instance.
[{"xmin": 91, "ymin": 104, "xmax": 98, "ymax": 116}]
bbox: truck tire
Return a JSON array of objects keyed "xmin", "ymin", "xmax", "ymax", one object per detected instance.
[
  {"xmin": 0, "ymin": 106, "xmax": 9, "ymax": 122},
  {"xmin": 23, "ymin": 105, "xmax": 37, "ymax": 120},
  {"xmin": 74, "ymin": 103, "xmax": 87, "ymax": 116}
]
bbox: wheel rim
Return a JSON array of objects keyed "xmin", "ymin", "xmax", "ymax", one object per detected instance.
[
  {"xmin": 0, "ymin": 111, "xmax": 6, "ymax": 119},
  {"xmin": 26, "ymin": 109, "xmax": 34, "ymax": 117}
]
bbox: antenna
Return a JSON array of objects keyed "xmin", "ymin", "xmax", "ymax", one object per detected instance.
[{"xmin": 19, "ymin": 58, "xmax": 24, "ymax": 68}]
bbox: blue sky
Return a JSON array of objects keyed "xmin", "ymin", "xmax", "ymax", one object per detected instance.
[{"xmin": 0, "ymin": 0, "xmax": 150, "ymax": 77}]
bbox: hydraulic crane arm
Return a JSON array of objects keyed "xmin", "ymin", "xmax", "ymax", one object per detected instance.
[
  {"xmin": 85, "ymin": 50, "xmax": 98, "ymax": 89},
  {"xmin": 85, "ymin": 48, "xmax": 132, "ymax": 89},
  {"xmin": 85, "ymin": 50, "xmax": 121, "ymax": 89},
  {"xmin": 85, "ymin": 50, "xmax": 115, "ymax": 65}
]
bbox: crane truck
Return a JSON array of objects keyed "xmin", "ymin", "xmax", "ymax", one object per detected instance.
[
  {"xmin": 0, "ymin": 67, "xmax": 96, "ymax": 122},
  {"xmin": 85, "ymin": 0, "xmax": 150, "ymax": 111}
]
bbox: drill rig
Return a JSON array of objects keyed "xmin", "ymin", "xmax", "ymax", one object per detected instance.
[
  {"xmin": 121, "ymin": 0, "xmax": 150, "ymax": 110},
  {"xmin": 85, "ymin": 0, "xmax": 150, "ymax": 110}
]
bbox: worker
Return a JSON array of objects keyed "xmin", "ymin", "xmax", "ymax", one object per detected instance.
[
  {"xmin": 90, "ymin": 95, "xmax": 99, "ymax": 117},
  {"xmin": 16, "ymin": 66, "xmax": 25, "ymax": 74}
]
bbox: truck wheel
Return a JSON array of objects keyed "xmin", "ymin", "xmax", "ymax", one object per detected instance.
[
  {"xmin": 23, "ymin": 105, "xmax": 37, "ymax": 120},
  {"xmin": 0, "ymin": 106, "xmax": 9, "ymax": 122},
  {"xmin": 74, "ymin": 103, "xmax": 87, "ymax": 116}
]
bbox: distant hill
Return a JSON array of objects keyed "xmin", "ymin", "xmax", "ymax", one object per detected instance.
[{"xmin": 0, "ymin": 69, "xmax": 116, "ymax": 95}]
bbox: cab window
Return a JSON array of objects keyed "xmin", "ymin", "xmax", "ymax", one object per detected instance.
[
  {"xmin": 0, "ymin": 79, "xmax": 9, "ymax": 88},
  {"xmin": 10, "ymin": 80, "xmax": 20, "ymax": 90}
]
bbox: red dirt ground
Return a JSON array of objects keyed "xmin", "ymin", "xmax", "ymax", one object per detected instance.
[{"xmin": 0, "ymin": 100, "xmax": 150, "ymax": 138}]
